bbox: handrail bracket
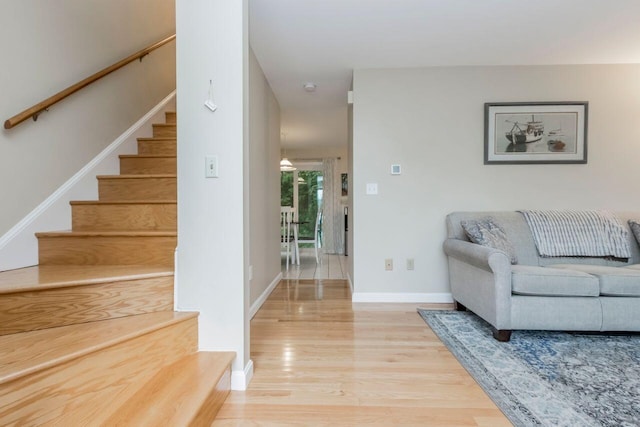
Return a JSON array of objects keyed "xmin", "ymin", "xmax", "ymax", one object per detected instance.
[{"xmin": 32, "ymin": 108, "xmax": 48, "ymax": 122}]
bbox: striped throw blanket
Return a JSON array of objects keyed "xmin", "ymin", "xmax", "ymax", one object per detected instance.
[{"xmin": 519, "ymin": 210, "xmax": 630, "ymax": 258}]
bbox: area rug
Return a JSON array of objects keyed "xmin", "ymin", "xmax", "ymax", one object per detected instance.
[{"xmin": 417, "ymin": 310, "xmax": 640, "ymax": 427}]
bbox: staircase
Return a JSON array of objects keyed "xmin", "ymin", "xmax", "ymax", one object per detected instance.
[{"xmin": 0, "ymin": 111, "xmax": 235, "ymax": 426}]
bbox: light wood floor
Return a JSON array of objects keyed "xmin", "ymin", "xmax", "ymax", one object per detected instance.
[
  {"xmin": 213, "ymin": 279, "xmax": 511, "ymax": 426},
  {"xmin": 282, "ymin": 248, "xmax": 348, "ymax": 280}
]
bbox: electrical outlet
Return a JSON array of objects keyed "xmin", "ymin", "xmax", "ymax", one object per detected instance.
[
  {"xmin": 407, "ymin": 258, "xmax": 415, "ymax": 270},
  {"xmin": 385, "ymin": 258, "xmax": 393, "ymax": 271}
]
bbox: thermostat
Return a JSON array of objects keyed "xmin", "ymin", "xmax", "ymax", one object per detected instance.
[{"xmin": 391, "ymin": 164, "xmax": 401, "ymax": 175}]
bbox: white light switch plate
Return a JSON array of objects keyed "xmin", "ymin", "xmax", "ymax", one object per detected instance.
[
  {"xmin": 205, "ymin": 155, "xmax": 218, "ymax": 178},
  {"xmin": 366, "ymin": 183, "xmax": 378, "ymax": 195}
]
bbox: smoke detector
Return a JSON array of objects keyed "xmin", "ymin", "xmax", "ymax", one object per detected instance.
[{"xmin": 303, "ymin": 82, "xmax": 317, "ymax": 92}]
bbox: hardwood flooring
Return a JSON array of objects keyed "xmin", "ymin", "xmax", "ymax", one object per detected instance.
[
  {"xmin": 282, "ymin": 249, "xmax": 348, "ymax": 280},
  {"xmin": 214, "ymin": 279, "xmax": 511, "ymax": 426}
]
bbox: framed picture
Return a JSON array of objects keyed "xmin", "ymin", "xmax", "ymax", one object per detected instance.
[
  {"xmin": 484, "ymin": 102, "xmax": 588, "ymax": 164},
  {"xmin": 341, "ymin": 173, "xmax": 348, "ymax": 196}
]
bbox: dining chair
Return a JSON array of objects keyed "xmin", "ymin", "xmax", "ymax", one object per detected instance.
[
  {"xmin": 297, "ymin": 209, "xmax": 322, "ymax": 264},
  {"xmin": 280, "ymin": 207, "xmax": 297, "ymax": 269}
]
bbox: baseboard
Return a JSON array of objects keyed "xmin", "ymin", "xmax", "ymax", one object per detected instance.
[
  {"xmin": 351, "ymin": 292, "xmax": 453, "ymax": 303},
  {"xmin": 347, "ymin": 272, "xmax": 354, "ymax": 294},
  {"xmin": 249, "ymin": 272, "xmax": 282, "ymax": 319},
  {"xmin": 231, "ymin": 359, "xmax": 253, "ymax": 391},
  {"xmin": 0, "ymin": 91, "xmax": 176, "ymax": 271}
]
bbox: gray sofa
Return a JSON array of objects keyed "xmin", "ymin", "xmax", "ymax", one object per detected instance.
[{"xmin": 443, "ymin": 211, "xmax": 640, "ymax": 341}]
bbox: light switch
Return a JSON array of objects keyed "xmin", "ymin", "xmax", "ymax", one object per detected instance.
[
  {"xmin": 366, "ymin": 183, "xmax": 378, "ymax": 195},
  {"xmin": 205, "ymin": 155, "xmax": 218, "ymax": 178}
]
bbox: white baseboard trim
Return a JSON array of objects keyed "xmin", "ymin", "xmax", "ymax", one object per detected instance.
[
  {"xmin": 351, "ymin": 292, "xmax": 453, "ymax": 303},
  {"xmin": 0, "ymin": 91, "xmax": 176, "ymax": 271},
  {"xmin": 249, "ymin": 272, "xmax": 282, "ymax": 319},
  {"xmin": 231, "ymin": 359, "xmax": 254, "ymax": 390}
]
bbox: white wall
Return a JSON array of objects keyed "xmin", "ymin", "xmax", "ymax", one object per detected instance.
[
  {"xmin": 176, "ymin": 0, "xmax": 251, "ymax": 390},
  {"xmin": 0, "ymin": 0, "xmax": 176, "ymax": 236},
  {"xmin": 248, "ymin": 48, "xmax": 281, "ymax": 308},
  {"xmin": 352, "ymin": 64, "xmax": 640, "ymax": 301}
]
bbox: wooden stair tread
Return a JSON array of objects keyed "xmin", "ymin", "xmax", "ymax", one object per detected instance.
[
  {"xmin": 105, "ymin": 351, "xmax": 235, "ymax": 426},
  {"xmin": 137, "ymin": 137, "xmax": 176, "ymax": 141},
  {"xmin": 96, "ymin": 174, "xmax": 176, "ymax": 179},
  {"xmin": 0, "ymin": 311, "xmax": 197, "ymax": 385},
  {"xmin": 35, "ymin": 231, "xmax": 177, "ymax": 237},
  {"xmin": 0, "ymin": 265, "xmax": 173, "ymax": 295},
  {"xmin": 70, "ymin": 200, "xmax": 176, "ymax": 205},
  {"xmin": 119, "ymin": 154, "xmax": 176, "ymax": 158}
]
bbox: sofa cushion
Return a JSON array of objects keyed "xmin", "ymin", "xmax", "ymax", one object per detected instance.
[
  {"xmin": 552, "ymin": 264, "xmax": 640, "ymax": 297},
  {"xmin": 460, "ymin": 218, "xmax": 518, "ymax": 264},
  {"xmin": 511, "ymin": 265, "xmax": 599, "ymax": 297}
]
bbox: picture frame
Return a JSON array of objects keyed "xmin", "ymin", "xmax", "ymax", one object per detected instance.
[
  {"xmin": 341, "ymin": 173, "xmax": 348, "ymax": 196},
  {"xmin": 484, "ymin": 102, "xmax": 588, "ymax": 164}
]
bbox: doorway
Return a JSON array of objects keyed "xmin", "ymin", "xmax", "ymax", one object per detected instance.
[
  {"xmin": 281, "ymin": 161, "xmax": 347, "ymax": 279},
  {"xmin": 281, "ymin": 165, "xmax": 323, "ymax": 241}
]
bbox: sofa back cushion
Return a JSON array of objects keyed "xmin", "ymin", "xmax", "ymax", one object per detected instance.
[{"xmin": 447, "ymin": 211, "xmax": 640, "ymax": 266}]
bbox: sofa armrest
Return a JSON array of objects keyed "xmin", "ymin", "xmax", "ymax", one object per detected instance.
[
  {"xmin": 443, "ymin": 238, "xmax": 512, "ymax": 273},
  {"xmin": 443, "ymin": 238, "xmax": 513, "ymax": 330}
]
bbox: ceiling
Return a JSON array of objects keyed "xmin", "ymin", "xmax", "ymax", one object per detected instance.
[{"xmin": 249, "ymin": 0, "xmax": 640, "ymax": 151}]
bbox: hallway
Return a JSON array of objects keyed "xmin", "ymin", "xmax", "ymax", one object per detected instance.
[
  {"xmin": 281, "ymin": 247, "xmax": 349, "ymax": 280},
  {"xmin": 213, "ymin": 279, "xmax": 509, "ymax": 426}
]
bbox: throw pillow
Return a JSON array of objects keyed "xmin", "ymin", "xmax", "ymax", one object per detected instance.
[
  {"xmin": 460, "ymin": 218, "xmax": 518, "ymax": 264},
  {"xmin": 629, "ymin": 220, "xmax": 640, "ymax": 247}
]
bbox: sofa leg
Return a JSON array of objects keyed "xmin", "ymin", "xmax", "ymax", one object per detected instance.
[
  {"xmin": 492, "ymin": 328, "xmax": 512, "ymax": 342},
  {"xmin": 454, "ymin": 301, "xmax": 467, "ymax": 312}
]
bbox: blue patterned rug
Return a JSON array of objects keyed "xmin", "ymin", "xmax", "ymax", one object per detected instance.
[{"xmin": 417, "ymin": 310, "xmax": 640, "ymax": 427}]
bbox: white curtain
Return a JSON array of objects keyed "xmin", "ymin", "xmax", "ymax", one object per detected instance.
[{"xmin": 322, "ymin": 158, "xmax": 344, "ymax": 254}]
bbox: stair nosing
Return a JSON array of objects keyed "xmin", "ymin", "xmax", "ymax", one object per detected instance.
[
  {"xmin": 118, "ymin": 154, "xmax": 176, "ymax": 159},
  {"xmin": 96, "ymin": 174, "xmax": 177, "ymax": 179},
  {"xmin": 0, "ymin": 311, "xmax": 198, "ymax": 385},
  {"xmin": 137, "ymin": 137, "xmax": 176, "ymax": 141},
  {"xmin": 0, "ymin": 265, "xmax": 174, "ymax": 295},
  {"xmin": 35, "ymin": 231, "xmax": 177, "ymax": 237},
  {"xmin": 70, "ymin": 200, "xmax": 177, "ymax": 205}
]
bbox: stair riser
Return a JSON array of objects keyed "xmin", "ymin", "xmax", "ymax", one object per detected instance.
[
  {"xmin": 98, "ymin": 177, "xmax": 176, "ymax": 201},
  {"xmin": 72, "ymin": 203, "xmax": 177, "ymax": 231},
  {"xmin": 165, "ymin": 111, "xmax": 176, "ymax": 124},
  {"xmin": 0, "ymin": 317, "xmax": 197, "ymax": 426},
  {"xmin": 119, "ymin": 157, "xmax": 176, "ymax": 174},
  {"xmin": 138, "ymin": 140, "xmax": 176, "ymax": 155},
  {"xmin": 38, "ymin": 236, "xmax": 176, "ymax": 266},
  {"xmin": 152, "ymin": 124, "xmax": 177, "ymax": 138},
  {"xmin": 0, "ymin": 277, "xmax": 173, "ymax": 336}
]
